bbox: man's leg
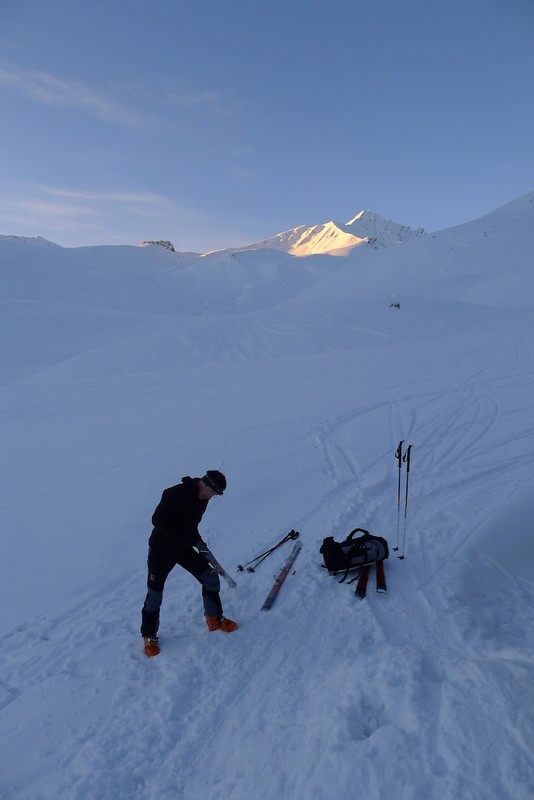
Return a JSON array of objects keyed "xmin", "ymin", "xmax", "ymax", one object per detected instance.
[
  {"xmin": 140, "ymin": 547, "xmax": 175, "ymax": 637},
  {"xmin": 176, "ymin": 549, "xmax": 224, "ymax": 619}
]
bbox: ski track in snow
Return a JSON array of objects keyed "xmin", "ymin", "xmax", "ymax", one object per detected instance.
[
  {"xmin": 2, "ymin": 353, "xmax": 534, "ymax": 800},
  {"xmin": 2, "ymin": 201, "xmax": 534, "ymax": 800}
]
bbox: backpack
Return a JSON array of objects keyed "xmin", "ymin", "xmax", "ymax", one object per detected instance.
[{"xmin": 320, "ymin": 528, "xmax": 389, "ymax": 583}]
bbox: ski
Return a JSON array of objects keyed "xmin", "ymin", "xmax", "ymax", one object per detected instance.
[
  {"xmin": 204, "ymin": 550, "xmax": 237, "ymax": 588},
  {"xmin": 261, "ymin": 540, "xmax": 302, "ymax": 610},
  {"xmin": 375, "ymin": 560, "xmax": 387, "ymax": 593},
  {"xmin": 354, "ymin": 564, "xmax": 371, "ymax": 599}
]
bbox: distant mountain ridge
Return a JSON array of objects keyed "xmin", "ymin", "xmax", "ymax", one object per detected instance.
[
  {"xmin": 0, "ymin": 234, "xmax": 61, "ymax": 248},
  {"xmin": 205, "ymin": 210, "xmax": 427, "ymax": 258},
  {"xmin": 0, "ymin": 210, "xmax": 424, "ymax": 257}
]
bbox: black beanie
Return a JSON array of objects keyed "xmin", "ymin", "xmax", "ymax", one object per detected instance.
[{"xmin": 202, "ymin": 469, "xmax": 227, "ymax": 495}]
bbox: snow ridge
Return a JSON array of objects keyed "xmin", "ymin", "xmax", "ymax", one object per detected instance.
[{"xmin": 0, "ymin": 234, "xmax": 61, "ymax": 248}]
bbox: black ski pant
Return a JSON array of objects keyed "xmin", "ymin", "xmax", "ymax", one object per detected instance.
[{"xmin": 140, "ymin": 546, "xmax": 223, "ymax": 638}]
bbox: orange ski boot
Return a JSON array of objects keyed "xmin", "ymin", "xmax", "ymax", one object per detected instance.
[
  {"xmin": 205, "ymin": 615, "xmax": 238, "ymax": 633},
  {"xmin": 143, "ymin": 636, "xmax": 160, "ymax": 657}
]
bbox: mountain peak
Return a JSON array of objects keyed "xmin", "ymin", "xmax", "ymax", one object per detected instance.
[
  {"xmin": 345, "ymin": 210, "xmax": 369, "ymax": 225},
  {"xmin": 237, "ymin": 211, "xmax": 426, "ymax": 257}
]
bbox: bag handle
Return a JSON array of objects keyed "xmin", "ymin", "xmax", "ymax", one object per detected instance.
[{"xmin": 346, "ymin": 528, "xmax": 370, "ymax": 541}]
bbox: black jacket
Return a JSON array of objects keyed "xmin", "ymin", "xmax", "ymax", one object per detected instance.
[{"xmin": 148, "ymin": 476, "xmax": 208, "ymax": 559}]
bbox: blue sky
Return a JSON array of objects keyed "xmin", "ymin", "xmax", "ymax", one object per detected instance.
[{"xmin": 0, "ymin": 0, "xmax": 533, "ymax": 251}]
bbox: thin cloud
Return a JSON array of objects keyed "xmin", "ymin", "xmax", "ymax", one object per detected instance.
[
  {"xmin": 0, "ymin": 61, "xmax": 142, "ymax": 127},
  {"xmin": 0, "ymin": 182, "xmax": 224, "ymax": 249},
  {"xmin": 116, "ymin": 77, "xmax": 237, "ymax": 118},
  {"xmin": 158, "ymin": 86, "xmax": 234, "ymax": 116},
  {"xmin": 0, "ymin": 184, "xmax": 175, "ymax": 228},
  {"xmin": 232, "ymin": 145, "xmax": 255, "ymax": 159},
  {"xmin": 41, "ymin": 186, "xmax": 170, "ymax": 205}
]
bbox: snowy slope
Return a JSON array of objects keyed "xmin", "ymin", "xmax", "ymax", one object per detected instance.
[{"xmin": 1, "ymin": 192, "xmax": 533, "ymax": 800}]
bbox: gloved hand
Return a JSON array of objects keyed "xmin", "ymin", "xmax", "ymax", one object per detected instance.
[
  {"xmin": 196, "ymin": 537, "xmax": 210, "ymax": 554},
  {"xmin": 195, "ymin": 538, "xmax": 225, "ymax": 574}
]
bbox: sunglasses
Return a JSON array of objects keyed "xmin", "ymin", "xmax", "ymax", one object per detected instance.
[{"xmin": 203, "ymin": 476, "xmax": 224, "ymax": 495}]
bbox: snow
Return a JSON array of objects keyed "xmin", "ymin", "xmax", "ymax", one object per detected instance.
[
  {"xmin": 1, "ymin": 192, "xmax": 534, "ymax": 800},
  {"xmin": 204, "ymin": 209, "xmax": 425, "ymax": 258}
]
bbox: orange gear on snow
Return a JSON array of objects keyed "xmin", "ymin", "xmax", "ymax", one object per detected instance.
[
  {"xmin": 205, "ymin": 615, "xmax": 238, "ymax": 632},
  {"xmin": 143, "ymin": 636, "xmax": 160, "ymax": 657}
]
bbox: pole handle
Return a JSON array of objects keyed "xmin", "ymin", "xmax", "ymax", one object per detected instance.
[{"xmin": 403, "ymin": 444, "xmax": 413, "ymax": 472}]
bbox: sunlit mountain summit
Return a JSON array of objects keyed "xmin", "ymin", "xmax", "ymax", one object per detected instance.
[{"xmin": 207, "ymin": 210, "xmax": 426, "ymax": 258}]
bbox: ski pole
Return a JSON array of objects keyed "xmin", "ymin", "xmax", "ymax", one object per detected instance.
[
  {"xmin": 237, "ymin": 530, "xmax": 299, "ymax": 572},
  {"xmin": 393, "ymin": 440, "xmax": 404, "ymax": 551},
  {"xmin": 398, "ymin": 444, "xmax": 413, "ymax": 560},
  {"xmin": 238, "ymin": 532, "xmax": 297, "ymax": 572}
]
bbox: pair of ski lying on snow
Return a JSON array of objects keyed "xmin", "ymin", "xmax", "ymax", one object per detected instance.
[
  {"xmin": 144, "ymin": 527, "xmax": 389, "ymax": 657},
  {"xmin": 143, "ymin": 531, "xmax": 303, "ymax": 657},
  {"xmin": 211, "ymin": 527, "xmax": 389, "ymax": 607}
]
